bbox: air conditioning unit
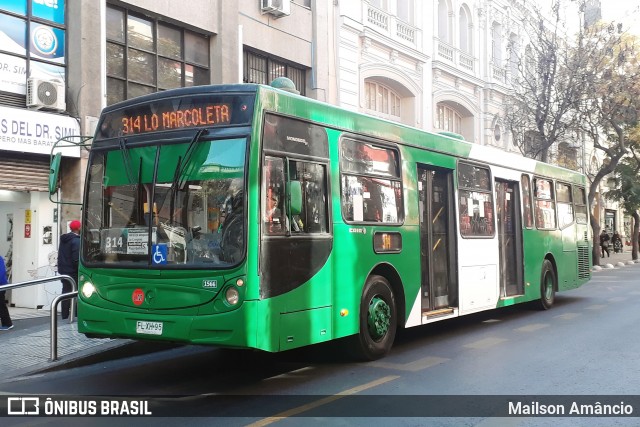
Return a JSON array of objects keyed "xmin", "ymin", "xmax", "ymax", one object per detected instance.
[
  {"xmin": 261, "ymin": 0, "xmax": 291, "ymax": 17},
  {"xmin": 26, "ymin": 77, "xmax": 66, "ymax": 111}
]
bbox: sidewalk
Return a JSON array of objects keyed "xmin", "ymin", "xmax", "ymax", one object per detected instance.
[
  {"xmin": 0, "ymin": 307, "xmax": 130, "ymax": 381},
  {"xmin": 593, "ymin": 247, "xmax": 639, "ymax": 270}
]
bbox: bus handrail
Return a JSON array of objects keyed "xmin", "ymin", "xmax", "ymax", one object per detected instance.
[{"xmin": 0, "ymin": 275, "xmax": 78, "ymax": 361}]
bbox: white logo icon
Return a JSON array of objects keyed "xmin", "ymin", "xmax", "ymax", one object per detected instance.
[{"xmin": 7, "ymin": 397, "xmax": 40, "ymax": 415}]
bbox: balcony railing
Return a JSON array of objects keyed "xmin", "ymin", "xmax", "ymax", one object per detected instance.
[
  {"xmin": 367, "ymin": 6, "xmax": 388, "ymax": 31},
  {"xmin": 434, "ymin": 39, "xmax": 476, "ymax": 74},
  {"xmin": 363, "ymin": 3, "xmax": 420, "ymax": 49},
  {"xmin": 396, "ymin": 21, "xmax": 415, "ymax": 44},
  {"xmin": 459, "ymin": 52, "xmax": 474, "ymax": 72},
  {"xmin": 492, "ymin": 64, "xmax": 506, "ymax": 83}
]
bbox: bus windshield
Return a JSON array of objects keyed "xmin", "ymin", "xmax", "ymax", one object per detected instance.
[{"xmin": 83, "ymin": 136, "xmax": 246, "ymax": 268}]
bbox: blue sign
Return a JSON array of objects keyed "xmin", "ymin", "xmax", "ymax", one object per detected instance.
[
  {"xmin": 30, "ymin": 23, "xmax": 65, "ymax": 64},
  {"xmin": 152, "ymin": 244, "xmax": 168, "ymax": 265},
  {"xmin": 32, "ymin": 0, "xmax": 65, "ymax": 24},
  {"xmin": 0, "ymin": 0, "xmax": 27, "ymax": 15},
  {"xmin": 0, "ymin": 13, "xmax": 27, "ymax": 55}
]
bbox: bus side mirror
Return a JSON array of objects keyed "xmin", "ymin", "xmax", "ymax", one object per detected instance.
[
  {"xmin": 290, "ymin": 180, "xmax": 302, "ymax": 216},
  {"xmin": 49, "ymin": 152, "xmax": 62, "ymax": 195}
]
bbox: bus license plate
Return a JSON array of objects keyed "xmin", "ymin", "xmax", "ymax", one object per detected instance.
[{"xmin": 136, "ymin": 321, "xmax": 163, "ymax": 335}]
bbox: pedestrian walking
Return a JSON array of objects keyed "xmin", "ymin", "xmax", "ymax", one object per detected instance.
[
  {"xmin": 612, "ymin": 231, "xmax": 623, "ymax": 253},
  {"xmin": 600, "ymin": 230, "xmax": 610, "ymax": 258},
  {"xmin": 57, "ymin": 220, "xmax": 81, "ymax": 319},
  {"xmin": 0, "ymin": 254, "xmax": 14, "ymax": 331}
]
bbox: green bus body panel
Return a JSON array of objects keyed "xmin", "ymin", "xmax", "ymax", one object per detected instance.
[{"xmin": 77, "ymin": 83, "xmax": 591, "ymax": 354}]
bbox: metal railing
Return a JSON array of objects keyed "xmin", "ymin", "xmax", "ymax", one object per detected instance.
[{"xmin": 0, "ymin": 275, "xmax": 77, "ymax": 361}]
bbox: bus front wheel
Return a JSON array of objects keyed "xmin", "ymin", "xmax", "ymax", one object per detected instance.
[
  {"xmin": 538, "ymin": 259, "xmax": 556, "ymax": 310},
  {"xmin": 349, "ymin": 275, "xmax": 397, "ymax": 361}
]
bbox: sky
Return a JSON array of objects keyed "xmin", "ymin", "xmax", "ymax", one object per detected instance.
[
  {"xmin": 549, "ymin": 0, "xmax": 640, "ymax": 36},
  {"xmin": 601, "ymin": 0, "xmax": 640, "ymax": 32}
]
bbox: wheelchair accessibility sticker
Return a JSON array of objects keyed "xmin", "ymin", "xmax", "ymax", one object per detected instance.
[{"xmin": 152, "ymin": 244, "xmax": 168, "ymax": 265}]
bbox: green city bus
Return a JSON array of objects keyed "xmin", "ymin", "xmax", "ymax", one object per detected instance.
[{"xmin": 68, "ymin": 80, "xmax": 591, "ymax": 360}]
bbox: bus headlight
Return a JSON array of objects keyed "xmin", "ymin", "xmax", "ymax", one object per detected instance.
[
  {"xmin": 225, "ymin": 287, "xmax": 239, "ymax": 306},
  {"xmin": 81, "ymin": 282, "xmax": 96, "ymax": 298}
]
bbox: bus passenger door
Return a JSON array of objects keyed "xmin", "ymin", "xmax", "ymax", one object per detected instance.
[
  {"xmin": 418, "ymin": 166, "xmax": 457, "ymax": 314},
  {"xmin": 495, "ymin": 180, "xmax": 524, "ymax": 297}
]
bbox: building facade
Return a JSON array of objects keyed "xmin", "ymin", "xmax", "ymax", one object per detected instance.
[{"xmin": 0, "ymin": 0, "xmax": 328, "ymax": 308}]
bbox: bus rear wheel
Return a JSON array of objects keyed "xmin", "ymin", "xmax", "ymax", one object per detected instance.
[
  {"xmin": 349, "ymin": 275, "xmax": 397, "ymax": 361},
  {"xmin": 538, "ymin": 259, "xmax": 556, "ymax": 310}
]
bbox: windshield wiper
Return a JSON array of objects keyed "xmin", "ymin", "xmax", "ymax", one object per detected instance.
[
  {"xmin": 168, "ymin": 128, "xmax": 209, "ymax": 223},
  {"xmin": 118, "ymin": 137, "xmax": 136, "ymax": 186}
]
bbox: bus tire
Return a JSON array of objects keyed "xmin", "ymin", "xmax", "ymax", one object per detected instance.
[
  {"xmin": 349, "ymin": 275, "xmax": 397, "ymax": 361},
  {"xmin": 538, "ymin": 259, "xmax": 556, "ymax": 310}
]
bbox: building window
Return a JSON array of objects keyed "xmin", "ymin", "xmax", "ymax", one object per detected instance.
[
  {"xmin": 459, "ymin": 6, "xmax": 472, "ymax": 54},
  {"xmin": 369, "ymin": 0, "xmax": 387, "ymax": 10},
  {"xmin": 397, "ymin": 0, "xmax": 413, "ymax": 24},
  {"xmin": 106, "ymin": 5, "xmax": 210, "ymax": 105},
  {"xmin": 494, "ymin": 124, "xmax": 501, "ymax": 141},
  {"xmin": 491, "ymin": 22, "xmax": 503, "ymax": 64},
  {"xmin": 364, "ymin": 81, "xmax": 401, "ymax": 121},
  {"xmin": 438, "ymin": 0, "xmax": 451, "ymax": 43},
  {"xmin": 435, "ymin": 104, "xmax": 462, "ymax": 133},
  {"xmin": 0, "ymin": 3, "xmax": 66, "ymax": 105},
  {"xmin": 243, "ymin": 50, "xmax": 306, "ymax": 96},
  {"xmin": 557, "ymin": 142, "xmax": 578, "ymax": 171}
]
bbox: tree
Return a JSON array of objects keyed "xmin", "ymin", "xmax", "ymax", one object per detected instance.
[
  {"xmin": 606, "ymin": 139, "xmax": 640, "ymax": 260},
  {"xmin": 505, "ymin": 0, "xmax": 640, "ymax": 266},
  {"xmin": 504, "ymin": 3, "xmax": 582, "ymax": 163},
  {"xmin": 572, "ymin": 22, "xmax": 640, "ymax": 265}
]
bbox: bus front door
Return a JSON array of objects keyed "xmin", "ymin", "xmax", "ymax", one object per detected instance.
[
  {"xmin": 418, "ymin": 166, "xmax": 457, "ymax": 314},
  {"xmin": 495, "ymin": 180, "xmax": 524, "ymax": 297}
]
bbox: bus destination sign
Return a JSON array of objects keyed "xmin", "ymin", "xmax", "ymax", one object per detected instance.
[
  {"xmin": 121, "ymin": 104, "xmax": 232, "ymax": 135},
  {"xmin": 96, "ymin": 93, "xmax": 255, "ymax": 140}
]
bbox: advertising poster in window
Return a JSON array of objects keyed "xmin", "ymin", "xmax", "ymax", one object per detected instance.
[
  {"xmin": 32, "ymin": 0, "xmax": 66, "ymax": 25},
  {"xmin": 0, "ymin": 1, "xmax": 27, "ymax": 15},
  {"xmin": 30, "ymin": 23, "xmax": 65, "ymax": 64}
]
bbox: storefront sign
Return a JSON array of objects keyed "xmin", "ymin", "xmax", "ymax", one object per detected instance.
[
  {"xmin": 25, "ymin": 209, "xmax": 31, "ymax": 224},
  {"xmin": 0, "ymin": 53, "xmax": 27, "ymax": 95},
  {"xmin": 25, "ymin": 223, "xmax": 31, "ymax": 238},
  {"xmin": 0, "ymin": 106, "xmax": 80, "ymax": 157}
]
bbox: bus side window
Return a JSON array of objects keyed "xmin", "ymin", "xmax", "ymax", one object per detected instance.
[
  {"xmin": 556, "ymin": 182, "xmax": 573, "ymax": 228},
  {"xmin": 534, "ymin": 178, "xmax": 556, "ymax": 229},
  {"xmin": 263, "ymin": 157, "xmax": 286, "ymax": 235},
  {"xmin": 521, "ymin": 174, "xmax": 533, "ymax": 228},
  {"xmin": 288, "ymin": 160, "xmax": 328, "ymax": 234}
]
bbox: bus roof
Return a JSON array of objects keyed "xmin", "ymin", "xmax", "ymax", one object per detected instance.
[{"xmin": 98, "ymin": 83, "xmax": 586, "ymax": 184}]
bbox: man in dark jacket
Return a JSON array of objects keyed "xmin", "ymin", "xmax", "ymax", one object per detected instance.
[
  {"xmin": 0, "ymin": 255, "xmax": 13, "ymax": 330},
  {"xmin": 57, "ymin": 220, "xmax": 80, "ymax": 319}
]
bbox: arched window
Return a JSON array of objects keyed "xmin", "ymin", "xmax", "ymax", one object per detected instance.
[
  {"xmin": 459, "ymin": 6, "xmax": 472, "ymax": 54},
  {"xmin": 370, "ymin": 0, "xmax": 386, "ymax": 10},
  {"xmin": 525, "ymin": 45, "xmax": 535, "ymax": 79},
  {"xmin": 491, "ymin": 22, "xmax": 503, "ymax": 64},
  {"xmin": 365, "ymin": 81, "xmax": 401, "ymax": 121},
  {"xmin": 397, "ymin": 0, "xmax": 413, "ymax": 24},
  {"xmin": 438, "ymin": 0, "xmax": 451, "ymax": 43},
  {"xmin": 435, "ymin": 104, "xmax": 462, "ymax": 133},
  {"xmin": 508, "ymin": 33, "xmax": 519, "ymax": 78},
  {"xmin": 494, "ymin": 124, "xmax": 501, "ymax": 142}
]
